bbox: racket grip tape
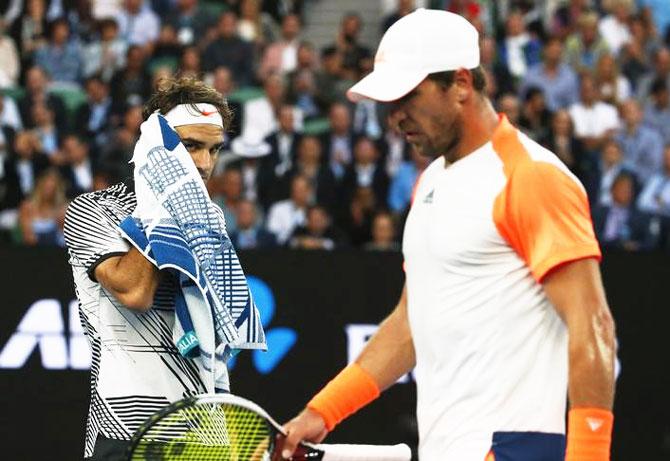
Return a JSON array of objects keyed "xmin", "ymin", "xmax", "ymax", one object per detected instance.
[{"xmin": 315, "ymin": 443, "xmax": 411, "ymax": 461}]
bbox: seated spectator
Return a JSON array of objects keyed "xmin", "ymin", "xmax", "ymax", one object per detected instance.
[
  {"xmin": 82, "ymin": 18, "xmax": 127, "ymax": 82},
  {"xmin": 0, "ymin": 21, "xmax": 19, "ymax": 88},
  {"xmin": 152, "ymin": 23, "xmax": 183, "ymax": 63},
  {"xmin": 229, "ymin": 199, "xmax": 276, "ymax": 249},
  {"xmin": 598, "ymin": 0, "xmax": 634, "ymax": 56},
  {"xmin": 619, "ymin": 14, "xmax": 660, "ymax": 89},
  {"xmin": 237, "ymin": 0, "xmax": 277, "ymax": 47},
  {"xmin": 66, "ymin": 0, "xmax": 97, "ymax": 44},
  {"xmin": 540, "ymin": 109, "xmax": 587, "ymax": 179},
  {"xmin": 18, "ymin": 167, "xmax": 67, "ymax": 246},
  {"xmin": 178, "ymin": 46, "xmax": 202, "ymax": 79},
  {"xmin": 637, "ymin": 144, "xmax": 670, "ymax": 217},
  {"xmin": 314, "ymin": 46, "xmax": 352, "ymax": 112},
  {"xmin": 209, "ymin": 167, "xmax": 242, "ymax": 234},
  {"xmin": 31, "ymin": 102, "xmax": 61, "ymax": 161},
  {"xmin": 518, "ymin": 87, "xmax": 552, "ymax": 141},
  {"xmin": 19, "ymin": 66, "xmax": 68, "ymax": 133},
  {"xmin": 550, "ymin": 0, "xmax": 589, "ymax": 39},
  {"xmin": 202, "ymin": 11, "xmax": 255, "ymax": 86},
  {"xmin": 286, "ymin": 135, "xmax": 336, "ymax": 210},
  {"xmin": 115, "ymin": 0, "xmax": 160, "ymax": 53},
  {"xmin": 289, "ymin": 69, "xmax": 320, "ymax": 119},
  {"xmin": 497, "ymin": 93, "xmax": 521, "ymax": 126},
  {"xmin": 388, "ymin": 147, "xmax": 429, "ymax": 216},
  {"xmin": 165, "ymin": 0, "xmax": 215, "ymax": 47},
  {"xmin": 342, "ymin": 185, "xmax": 376, "ymax": 247},
  {"xmin": 381, "ymin": 0, "xmax": 415, "ymax": 33},
  {"xmin": 288, "ymin": 204, "xmax": 345, "ymax": 250},
  {"xmin": 497, "ymin": 10, "xmax": 542, "ymax": 82},
  {"xmin": 584, "ymin": 138, "xmax": 639, "ymax": 206},
  {"xmin": 568, "ymin": 73, "xmax": 620, "ymax": 152},
  {"xmin": 479, "ymin": 35, "xmax": 515, "ymax": 99},
  {"xmin": 99, "ymin": 104, "xmax": 142, "ymax": 181},
  {"xmin": 320, "ymin": 102, "xmax": 355, "ymax": 179},
  {"xmin": 380, "ymin": 116, "xmax": 411, "ymax": 178},
  {"xmin": 74, "ymin": 75, "xmax": 113, "ymax": 150},
  {"xmin": 262, "ymin": 104, "xmax": 301, "ymax": 183},
  {"xmin": 34, "ymin": 17, "xmax": 82, "ymax": 87},
  {"xmin": 643, "ymin": 78, "xmax": 670, "ymax": 145},
  {"xmin": 259, "ymin": 13, "xmax": 301, "ymax": 80},
  {"xmin": 564, "ymin": 11, "xmax": 610, "ymax": 73},
  {"xmin": 0, "ymin": 131, "xmax": 49, "ymax": 228},
  {"xmin": 109, "ymin": 45, "xmax": 152, "ymax": 113},
  {"xmin": 352, "ymin": 96, "xmax": 383, "ymax": 140},
  {"xmin": 58, "ymin": 134, "xmax": 93, "ymax": 198},
  {"xmin": 593, "ymin": 171, "xmax": 656, "ymax": 251},
  {"xmin": 240, "ymin": 73, "xmax": 302, "ymax": 143},
  {"xmin": 329, "ymin": 12, "xmax": 371, "ymax": 80},
  {"xmin": 594, "ymin": 53, "xmax": 632, "ymax": 105},
  {"xmin": 363, "ymin": 210, "xmax": 400, "ymax": 251},
  {"xmin": 0, "ymin": 113, "xmax": 14, "ymax": 167},
  {"xmin": 266, "ymin": 173, "xmax": 311, "ymax": 244},
  {"xmin": 286, "ymin": 41, "xmax": 317, "ymax": 97},
  {"xmin": 15, "ymin": 0, "xmax": 48, "ymax": 62},
  {"xmin": 635, "ymin": 46, "xmax": 670, "ymax": 104},
  {"xmin": 0, "ymin": 93, "xmax": 23, "ymax": 131},
  {"xmin": 341, "ymin": 136, "xmax": 389, "ymax": 211},
  {"xmin": 210, "ymin": 66, "xmax": 243, "ymax": 141},
  {"xmin": 519, "ymin": 37, "xmax": 579, "ymax": 112},
  {"xmin": 615, "ymin": 98, "xmax": 664, "ymax": 184}
]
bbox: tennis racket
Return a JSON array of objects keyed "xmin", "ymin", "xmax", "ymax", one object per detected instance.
[{"xmin": 126, "ymin": 393, "xmax": 411, "ymax": 461}]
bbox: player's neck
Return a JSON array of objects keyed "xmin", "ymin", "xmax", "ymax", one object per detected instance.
[{"xmin": 452, "ymin": 99, "xmax": 499, "ymax": 161}]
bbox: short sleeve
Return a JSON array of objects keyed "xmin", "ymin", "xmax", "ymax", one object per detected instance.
[
  {"xmin": 63, "ymin": 193, "xmax": 130, "ymax": 281},
  {"xmin": 494, "ymin": 161, "xmax": 601, "ymax": 282}
]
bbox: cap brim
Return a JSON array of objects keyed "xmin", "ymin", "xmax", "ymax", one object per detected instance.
[{"xmin": 347, "ymin": 68, "xmax": 428, "ymax": 102}]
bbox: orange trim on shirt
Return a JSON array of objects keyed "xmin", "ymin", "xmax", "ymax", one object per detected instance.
[
  {"xmin": 484, "ymin": 450, "xmax": 496, "ymax": 461},
  {"xmin": 491, "ymin": 116, "xmax": 601, "ymax": 282}
]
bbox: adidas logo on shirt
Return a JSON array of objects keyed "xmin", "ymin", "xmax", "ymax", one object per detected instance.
[{"xmin": 424, "ymin": 190, "xmax": 434, "ymax": 204}]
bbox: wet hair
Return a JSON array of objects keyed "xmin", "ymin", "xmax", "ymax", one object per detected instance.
[
  {"xmin": 143, "ymin": 76, "xmax": 233, "ymax": 131},
  {"xmin": 426, "ymin": 66, "xmax": 487, "ymax": 93}
]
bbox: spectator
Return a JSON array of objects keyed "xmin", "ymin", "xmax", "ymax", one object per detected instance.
[
  {"xmin": 209, "ymin": 167, "xmax": 242, "ymax": 234},
  {"xmin": 262, "ymin": 104, "xmax": 302, "ymax": 184},
  {"xmin": 0, "ymin": 93, "xmax": 23, "ymax": 131},
  {"xmin": 593, "ymin": 171, "xmax": 656, "ymax": 250},
  {"xmin": 520, "ymin": 37, "xmax": 579, "ymax": 111},
  {"xmin": 330, "ymin": 12, "xmax": 371, "ymax": 80},
  {"xmin": 616, "ymin": 98, "xmax": 664, "ymax": 183},
  {"xmin": 109, "ymin": 45, "xmax": 152, "ymax": 113},
  {"xmin": 74, "ymin": 75, "xmax": 113, "ymax": 149},
  {"xmin": 34, "ymin": 18, "xmax": 82, "ymax": 87},
  {"xmin": 287, "ymin": 135, "xmax": 337, "ymax": 210},
  {"xmin": 497, "ymin": 9, "xmax": 542, "ymax": 81},
  {"xmin": 479, "ymin": 35, "xmax": 514, "ymax": 99},
  {"xmin": 342, "ymin": 185, "xmax": 376, "ymax": 246},
  {"xmin": 352, "ymin": 95, "xmax": 383, "ymax": 141},
  {"xmin": 229, "ymin": 199, "xmax": 277, "ymax": 249},
  {"xmin": 387, "ymin": 147, "xmax": 428, "ymax": 216},
  {"xmin": 551, "ymin": 0, "xmax": 590, "ymax": 39},
  {"xmin": 598, "ymin": 0, "xmax": 634, "ymax": 56},
  {"xmin": 381, "ymin": 0, "xmax": 415, "ymax": 33},
  {"xmin": 210, "ymin": 66, "xmax": 243, "ymax": 141},
  {"xmin": 165, "ymin": 0, "xmax": 215, "ymax": 47},
  {"xmin": 151, "ymin": 23, "xmax": 182, "ymax": 63},
  {"xmin": 364, "ymin": 210, "xmax": 400, "ymax": 251},
  {"xmin": 320, "ymin": 102, "xmax": 355, "ymax": 179},
  {"xmin": 380, "ymin": 116, "xmax": 411, "ymax": 178},
  {"xmin": 540, "ymin": 109, "xmax": 587, "ymax": 179},
  {"xmin": 619, "ymin": 14, "xmax": 660, "ymax": 90},
  {"xmin": 643, "ymin": 78, "xmax": 670, "ymax": 145},
  {"xmin": 1, "ymin": 130, "xmax": 48, "ymax": 217},
  {"xmin": 636, "ymin": 46, "xmax": 670, "ymax": 104},
  {"xmin": 202, "ymin": 11, "xmax": 255, "ymax": 86},
  {"xmin": 14, "ymin": 0, "xmax": 48, "ymax": 62},
  {"xmin": 637, "ymin": 144, "xmax": 670, "ymax": 218},
  {"xmin": 0, "ymin": 104, "xmax": 15, "ymax": 168},
  {"xmin": 261, "ymin": 0, "xmax": 304, "ymax": 25},
  {"xmin": 314, "ymin": 46, "xmax": 351, "ymax": 112},
  {"xmin": 82, "ymin": 18, "xmax": 127, "ymax": 82},
  {"xmin": 341, "ymin": 136, "xmax": 389, "ymax": 211},
  {"xmin": 639, "ymin": 0, "xmax": 670, "ymax": 41},
  {"xmin": 584, "ymin": 138, "xmax": 638, "ymax": 206},
  {"xmin": 178, "ymin": 45, "xmax": 202, "ymax": 79},
  {"xmin": 66, "ymin": 0, "xmax": 97, "ymax": 44},
  {"xmin": 286, "ymin": 41, "xmax": 317, "ymax": 95},
  {"xmin": 18, "ymin": 167, "xmax": 67, "ymax": 245},
  {"xmin": 115, "ymin": 0, "xmax": 160, "ymax": 53},
  {"xmin": 288, "ymin": 204, "xmax": 345, "ymax": 250},
  {"xmin": 289, "ymin": 68, "xmax": 320, "ymax": 119},
  {"xmin": 266, "ymin": 173, "xmax": 311, "ymax": 244},
  {"xmin": 259, "ymin": 13, "xmax": 301, "ymax": 80},
  {"xmin": 568, "ymin": 73, "xmax": 620, "ymax": 152},
  {"xmin": 564, "ymin": 11, "xmax": 610, "ymax": 73},
  {"xmin": 497, "ymin": 93, "xmax": 521, "ymax": 126},
  {"xmin": 99, "ymin": 104, "xmax": 142, "ymax": 181},
  {"xmin": 237, "ymin": 0, "xmax": 276, "ymax": 47},
  {"xmin": 518, "ymin": 87, "xmax": 552, "ymax": 141},
  {"xmin": 31, "ymin": 102, "xmax": 61, "ymax": 160},
  {"xmin": 593, "ymin": 53, "xmax": 632, "ymax": 105},
  {"xmin": 58, "ymin": 134, "xmax": 93, "ymax": 198},
  {"xmin": 0, "ymin": 21, "xmax": 19, "ymax": 88}
]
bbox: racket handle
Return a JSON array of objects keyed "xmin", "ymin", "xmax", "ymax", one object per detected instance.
[{"xmin": 315, "ymin": 443, "xmax": 411, "ymax": 461}]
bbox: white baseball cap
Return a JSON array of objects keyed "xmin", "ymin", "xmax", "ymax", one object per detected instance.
[{"xmin": 347, "ymin": 9, "xmax": 480, "ymax": 102}]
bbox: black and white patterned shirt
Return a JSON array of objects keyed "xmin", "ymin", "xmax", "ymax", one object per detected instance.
[{"xmin": 63, "ymin": 182, "xmax": 209, "ymax": 458}]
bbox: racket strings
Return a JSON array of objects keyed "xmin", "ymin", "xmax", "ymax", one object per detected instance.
[{"xmin": 130, "ymin": 402, "xmax": 273, "ymax": 460}]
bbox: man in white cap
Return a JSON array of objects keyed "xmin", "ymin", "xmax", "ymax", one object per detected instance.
[{"xmin": 281, "ymin": 9, "xmax": 615, "ymax": 461}]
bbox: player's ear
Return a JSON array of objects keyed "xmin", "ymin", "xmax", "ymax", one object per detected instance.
[{"xmin": 453, "ymin": 68, "xmax": 473, "ymax": 102}]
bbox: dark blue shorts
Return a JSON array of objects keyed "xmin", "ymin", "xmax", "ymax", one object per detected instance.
[{"xmin": 488, "ymin": 432, "xmax": 566, "ymax": 461}]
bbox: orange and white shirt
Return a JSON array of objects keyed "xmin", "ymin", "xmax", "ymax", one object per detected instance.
[{"xmin": 402, "ymin": 115, "xmax": 601, "ymax": 460}]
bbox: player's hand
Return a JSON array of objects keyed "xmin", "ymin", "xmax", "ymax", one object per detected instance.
[{"xmin": 280, "ymin": 407, "xmax": 329, "ymax": 459}]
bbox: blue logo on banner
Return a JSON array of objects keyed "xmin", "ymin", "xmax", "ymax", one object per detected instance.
[{"xmin": 228, "ymin": 276, "xmax": 297, "ymax": 374}]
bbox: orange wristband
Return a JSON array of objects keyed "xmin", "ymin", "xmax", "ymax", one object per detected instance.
[
  {"xmin": 565, "ymin": 407, "xmax": 613, "ymax": 461},
  {"xmin": 307, "ymin": 363, "xmax": 381, "ymax": 430}
]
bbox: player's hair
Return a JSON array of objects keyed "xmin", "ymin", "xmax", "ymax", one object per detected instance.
[
  {"xmin": 143, "ymin": 76, "xmax": 233, "ymax": 131},
  {"xmin": 426, "ymin": 66, "xmax": 487, "ymax": 94}
]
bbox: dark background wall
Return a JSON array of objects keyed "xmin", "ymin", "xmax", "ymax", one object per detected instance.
[{"xmin": 0, "ymin": 248, "xmax": 667, "ymax": 460}]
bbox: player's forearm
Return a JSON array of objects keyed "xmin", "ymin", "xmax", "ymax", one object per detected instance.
[
  {"xmin": 356, "ymin": 288, "xmax": 415, "ymax": 391},
  {"xmin": 567, "ymin": 305, "xmax": 616, "ymax": 409},
  {"xmin": 95, "ymin": 247, "xmax": 160, "ymax": 310}
]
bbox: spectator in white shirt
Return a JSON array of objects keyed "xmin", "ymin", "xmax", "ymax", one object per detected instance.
[
  {"xmin": 568, "ymin": 73, "xmax": 620, "ymax": 152},
  {"xmin": 266, "ymin": 173, "xmax": 312, "ymax": 244},
  {"xmin": 598, "ymin": 0, "xmax": 634, "ymax": 56},
  {"xmin": 116, "ymin": 0, "xmax": 160, "ymax": 53},
  {"xmin": 637, "ymin": 144, "xmax": 670, "ymax": 217}
]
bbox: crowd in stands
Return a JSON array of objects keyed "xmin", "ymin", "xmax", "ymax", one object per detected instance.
[{"xmin": 0, "ymin": 0, "xmax": 669, "ymax": 253}]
